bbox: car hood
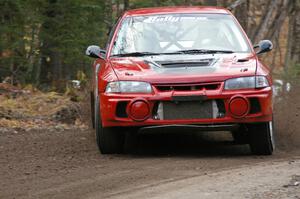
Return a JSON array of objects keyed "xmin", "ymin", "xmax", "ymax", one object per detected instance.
[{"xmin": 109, "ymin": 53, "xmax": 257, "ymax": 84}]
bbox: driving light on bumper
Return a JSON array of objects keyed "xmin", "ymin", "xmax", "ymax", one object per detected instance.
[
  {"xmin": 106, "ymin": 81, "xmax": 152, "ymax": 93},
  {"xmin": 224, "ymin": 76, "xmax": 269, "ymax": 90}
]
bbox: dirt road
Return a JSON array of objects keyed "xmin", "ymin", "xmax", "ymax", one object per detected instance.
[
  {"xmin": 107, "ymin": 159, "xmax": 300, "ymax": 199},
  {"xmin": 1, "ymin": 126, "xmax": 299, "ymax": 199}
]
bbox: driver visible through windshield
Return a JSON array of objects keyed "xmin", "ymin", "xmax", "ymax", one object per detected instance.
[{"xmin": 111, "ymin": 13, "xmax": 251, "ymax": 57}]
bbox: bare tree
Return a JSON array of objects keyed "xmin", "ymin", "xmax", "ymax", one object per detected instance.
[
  {"xmin": 124, "ymin": 0, "xmax": 129, "ymax": 11},
  {"xmin": 227, "ymin": 0, "xmax": 247, "ymax": 11},
  {"xmin": 290, "ymin": 0, "xmax": 300, "ymax": 63},
  {"xmin": 231, "ymin": 0, "xmax": 249, "ymax": 32},
  {"xmin": 204, "ymin": 0, "xmax": 217, "ymax": 6},
  {"xmin": 252, "ymin": 0, "xmax": 279, "ymax": 43}
]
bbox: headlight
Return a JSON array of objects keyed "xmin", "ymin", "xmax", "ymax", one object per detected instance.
[
  {"xmin": 224, "ymin": 76, "xmax": 269, "ymax": 90},
  {"xmin": 106, "ymin": 81, "xmax": 152, "ymax": 93}
]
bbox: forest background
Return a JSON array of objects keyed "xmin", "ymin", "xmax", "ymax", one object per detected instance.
[{"xmin": 0, "ymin": 0, "xmax": 299, "ymax": 91}]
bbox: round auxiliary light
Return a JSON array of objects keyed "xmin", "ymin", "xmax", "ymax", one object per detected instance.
[
  {"xmin": 127, "ymin": 99, "xmax": 150, "ymax": 121},
  {"xmin": 229, "ymin": 96, "xmax": 249, "ymax": 118}
]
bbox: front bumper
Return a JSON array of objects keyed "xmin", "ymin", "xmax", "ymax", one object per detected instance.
[{"xmin": 99, "ymin": 83, "xmax": 273, "ymax": 127}]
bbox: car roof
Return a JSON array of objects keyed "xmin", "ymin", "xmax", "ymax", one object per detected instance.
[{"xmin": 124, "ymin": 6, "xmax": 230, "ymax": 16}]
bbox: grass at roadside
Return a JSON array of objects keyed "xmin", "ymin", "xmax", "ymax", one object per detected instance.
[{"xmin": 0, "ymin": 86, "xmax": 88, "ymax": 130}]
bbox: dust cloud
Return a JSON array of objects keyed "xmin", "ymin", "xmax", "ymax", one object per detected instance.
[{"xmin": 274, "ymin": 82, "xmax": 300, "ymax": 151}]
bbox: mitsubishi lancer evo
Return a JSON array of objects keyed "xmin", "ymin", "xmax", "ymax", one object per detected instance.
[{"xmin": 86, "ymin": 7, "xmax": 275, "ymax": 155}]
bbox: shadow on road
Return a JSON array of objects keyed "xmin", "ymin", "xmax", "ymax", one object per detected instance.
[{"xmin": 125, "ymin": 131, "xmax": 251, "ymax": 157}]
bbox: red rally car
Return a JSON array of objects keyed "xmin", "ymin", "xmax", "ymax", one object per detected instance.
[{"xmin": 86, "ymin": 7, "xmax": 275, "ymax": 155}]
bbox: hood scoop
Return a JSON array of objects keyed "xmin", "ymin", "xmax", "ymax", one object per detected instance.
[{"xmin": 154, "ymin": 58, "xmax": 216, "ymax": 68}]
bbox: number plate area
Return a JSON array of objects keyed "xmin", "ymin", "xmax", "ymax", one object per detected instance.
[{"xmin": 156, "ymin": 100, "xmax": 220, "ymax": 120}]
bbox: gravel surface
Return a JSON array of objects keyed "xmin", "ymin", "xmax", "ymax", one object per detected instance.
[{"xmin": 0, "ymin": 127, "xmax": 299, "ymax": 199}]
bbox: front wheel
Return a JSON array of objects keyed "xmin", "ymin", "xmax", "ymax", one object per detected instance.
[
  {"xmin": 90, "ymin": 92, "xmax": 95, "ymax": 129},
  {"xmin": 249, "ymin": 122, "xmax": 275, "ymax": 155},
  {"xmin": 231, "ymin": 125, "xmax": 249, "ymax": 144},
  {"xmin": 95, "ymin": 98, "xmax": 125, "ymax": 154}
]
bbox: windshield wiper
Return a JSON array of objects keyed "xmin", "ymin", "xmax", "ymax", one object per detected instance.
[
  {"xmin": 175, "ymin": 49, "xmax": 235, "ymax": 54},
  {"xmin": 111, "ymin": 52, "xmax": 161, "ymax": 57},
  {"xmin": 111, "ymin": 51, "xmax": 186, "ymax": 57}
]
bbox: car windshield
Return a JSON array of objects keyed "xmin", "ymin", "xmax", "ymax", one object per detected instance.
[{"xmin": 111, "ymin": 13, "xmax": 251, "ymax": 56}]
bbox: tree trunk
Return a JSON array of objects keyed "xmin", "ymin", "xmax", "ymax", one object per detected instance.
[
  {"xmin": 234, "ymin": 0, "xmax": 249, "ymax": 32},
  {"xmin": 153, "ymin": 0, "xmax": 161, "ymax": 6},
  {"xmin": 124, "ymin": 0, "xmax": 129, "ymax": 11},
  {"xmin": 105, "ymin": 0, "xmax": 113, "ymax": 24},
  {"xmin": 253, "ymin": 0, "xmax": 279, "ymax": 43},
  {"xmin": 219, "ymin": 0, "xmax": 228, "ymax": 7},
  {"xmin": 204, "ymin": 0, "xmax": 217, "ymax": 6},
  {"xmin": 39, "ymin": 0, "xmax": 63, "ymax": 88},
  {"xmin": 290, "ymin": 1, "xmax": 300, "ymax": 63},
  {"xmin": 184, "ymin": 0, "xmax": 192, "ymax": 6}
]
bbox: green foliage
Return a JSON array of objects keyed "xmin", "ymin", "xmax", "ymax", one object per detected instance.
[{"xmin": 0, "ymin": 0, "xmax": 106, "ymax": 87}]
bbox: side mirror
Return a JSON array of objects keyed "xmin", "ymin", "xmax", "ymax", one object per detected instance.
[
  {"xmin": 254, "ymin": 40, "xmax": 273, "ymax": 55},
  {"xmin": 86, "ymin": 45, "xmax": 106, "ymax": 58}
]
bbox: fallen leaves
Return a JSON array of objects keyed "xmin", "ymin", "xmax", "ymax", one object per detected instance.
[{"xmin": 0, "ymin": 88, "xmax": 88, "ymax": 131}]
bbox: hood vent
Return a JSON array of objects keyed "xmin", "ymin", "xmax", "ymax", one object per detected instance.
[{"xmin": 155, "ymin": 59, "xmax": 215, "ymax": 68}]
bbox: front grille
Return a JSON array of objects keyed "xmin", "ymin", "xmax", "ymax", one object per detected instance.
[
  {"xmin": 153, "ymin": 100, "xmax": 225, "ymax": 120},
  {"xmin": 155, "ymin": 83, "xmax": 221, "ymax": 92},
  {"xmin": 163, "ymin": 101, "xmax": 213, "ymax": 120}
]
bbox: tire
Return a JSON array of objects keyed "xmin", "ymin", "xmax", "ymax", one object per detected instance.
[
  {"xmin": 124, "ymin": 128, "xmax": 139, "ymax": 154},
  {"xmin": 90, "ymin": 92, "xmax": 95, "ymax": 129},
  {"xmin": 95, "ymin": 97, "xmax": 125, "ymax": 154},
  {"xmin": 231, "ymin": 125, "xmax": 249, "ymax": 144},
  {"xmin": 248, "ymin": 121, "xmax": 275, "ymax": 155}
]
